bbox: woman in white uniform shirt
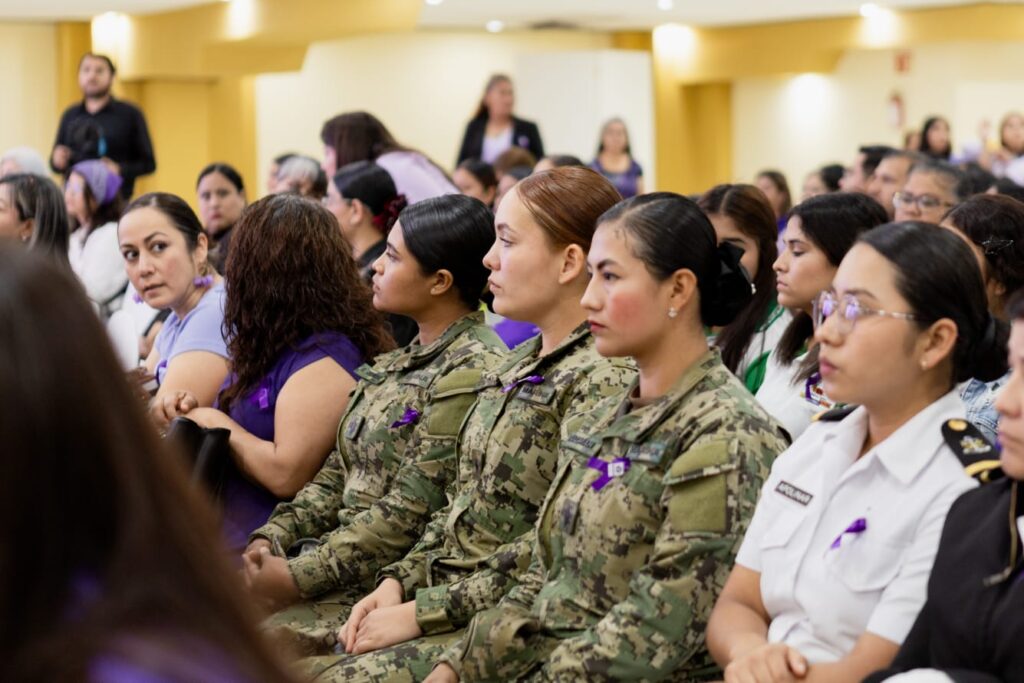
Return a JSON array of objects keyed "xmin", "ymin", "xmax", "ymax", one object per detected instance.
[
  {"xmin": 707, "ymin": 222, "xmax": 1009, "ymax": 682},
  {"xmin": 755, "ymin": 193, "xmax": 887, "ymax": 440}
]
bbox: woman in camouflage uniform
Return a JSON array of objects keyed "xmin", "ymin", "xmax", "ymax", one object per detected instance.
[
  {"xmin": 235, "ymin": 194, "xmax": 507, "ymax": 627},
  {"xmin": 299, "ymin": 167, "xmax": 637, "ymax": 681}
]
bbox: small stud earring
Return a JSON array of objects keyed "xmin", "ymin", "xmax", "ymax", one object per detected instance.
[{"xmin": 668, "ymin": 307, "xmax": 678, "ymax": 319}]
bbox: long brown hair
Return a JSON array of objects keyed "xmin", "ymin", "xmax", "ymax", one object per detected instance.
[
  {"xmin": 472, "ymin": 73, "xmax": 512, "ymax": 121},
  {"xmin": 698, "ymin": 184, "xmax": 779, "ymax": 372},
  {"xmin": 0, "ymin": 245, "xmax": 293, "ymax": 682},
  {"xmin": 219, "ymin": 194, "xmax": 394, "ymax": 411}
]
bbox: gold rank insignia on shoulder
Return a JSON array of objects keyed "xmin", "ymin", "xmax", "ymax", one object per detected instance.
[{"xmin": 942, "ymin": 418, "xmax": 1003, "ymax": 484}]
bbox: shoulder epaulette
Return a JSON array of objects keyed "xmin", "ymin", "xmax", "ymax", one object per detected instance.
[
  {"xmin": 812, "ymin": 404, "xmax": 857, "ymax": 422},
  {"xmin": 943, "ymin": 418, "xmax": 1003, "ymax": 483}
]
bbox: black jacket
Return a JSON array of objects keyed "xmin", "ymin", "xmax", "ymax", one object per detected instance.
[
  {"xmin": 51, "ymin": 97, "xmax": 156, "ymax": 198},
  {"xmin": 456, "ymin": 116, "xmax": 544, "ymax": 166},
  {"xmin": 864, "ymin": 477, "xmax": 1024, "ymax": 683}
]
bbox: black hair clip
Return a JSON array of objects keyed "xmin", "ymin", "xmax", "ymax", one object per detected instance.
[{"xmin": 982, "ymin": 238, "xmax": 1014, "ymax": 256}]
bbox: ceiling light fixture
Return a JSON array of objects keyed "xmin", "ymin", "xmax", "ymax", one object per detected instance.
[
  {"xmin": 658, "ymin": 0, "xmax": 674, "ymax": 10},
  {"xmin": 425, "ymin": 0, "xmax": 444, "ymax": 5},
  {"xmin": 486, "ymin": 19, "xmax": 505, "ymax": 33}
]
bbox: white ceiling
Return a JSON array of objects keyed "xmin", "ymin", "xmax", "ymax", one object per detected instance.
[{"xmin": 0, "ymin": 0, "xmax": 1011, "ymax": 27}]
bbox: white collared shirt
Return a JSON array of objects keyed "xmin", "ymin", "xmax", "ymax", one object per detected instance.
[
  {"xmin": 736, "ymin": 390, "xmax": 976, "ymax": 663},
  {"xmin": 755, "ymin": 349, "xmax": 832, "ymax": 441}
]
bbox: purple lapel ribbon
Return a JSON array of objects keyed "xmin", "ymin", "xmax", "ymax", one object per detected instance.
[
  {"xmin": 830, "ymin": 517, "xmax": 867, "ymax": 550},
  {"xmin": 502, "ymin": 374, "xmax": 544, "ymax": 394},
  {"xmin": 588, "ymin": 457, "xmax": 630, "ymax": 491},
  {"xmin": 252, "ymin": 385, "xmax": 270, "ymax": 411},
  {"xmin": 390, "ymin": 407, "xmax": 420, "ymax": 429},
  {"xmin": 804, "ymin": 372, "xmax": 822, "ymax": 400}
]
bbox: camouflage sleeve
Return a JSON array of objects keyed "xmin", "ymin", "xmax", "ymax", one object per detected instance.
[
  {"xmin": 535, "ymin": 434, "xmax": 774, "ymax": 681},
  {"xmin": 413, "ymin": 363, "xmax": 633, "ymax": 634},
  {"xmin": 287, "ymin": 368, "xmax": 484, "ymax": 598},
  {"xmin": 434, "ymin": 541, "xmax": 550, "ymax": 678},
  {"xmin": 375, "ymin": 495, "xmax": 449, "ymax": 597},
  {"xmin": 414, "ymin": 529, "xmax": 537, "ymax": 635},
  {"xmin": 248, "ymin": 449, "xmax": 349, "ymax": 550}
]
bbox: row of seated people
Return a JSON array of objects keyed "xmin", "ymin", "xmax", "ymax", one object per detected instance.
[{"xmin": 4, "ymin": 164, "xmax": 1022, "ymax": 682}]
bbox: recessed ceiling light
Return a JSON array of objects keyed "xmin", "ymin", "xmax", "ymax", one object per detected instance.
[
  {"xmin": 658, "ymin": 0, "xmax": 674, "ymax": 10},
  {"xmin": 425, "ymin": 0, "xmax": 444, "ymax": 5},
  {"xmin": 486, "ymin": 19, "xmax": 505, "ymax": 33}
]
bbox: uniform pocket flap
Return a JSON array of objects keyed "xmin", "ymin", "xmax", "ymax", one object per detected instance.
[
  {"xmin": 662, "ymin": 439, "xmax": 738, "ymax": 486},
  {"xmin": 432, "ymin": 368, "xmax": 484, "ymax": 398}
]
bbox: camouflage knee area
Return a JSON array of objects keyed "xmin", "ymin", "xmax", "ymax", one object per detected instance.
[
  {"xmin": 306, "ymin": 631, "xmax": 463, "ymax": 683},
  {"xmin": 261, "ymin": 588, "xmax": 364, "ymax": 658}
]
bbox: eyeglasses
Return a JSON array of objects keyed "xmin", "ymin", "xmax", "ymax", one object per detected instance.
[
  {"xmin": 892, "ymin": 191, "xmax": 955, "ymax": 213},
  {"xmin": 813, "ymin": 291, "xmax": 919, "ymax": 336}
]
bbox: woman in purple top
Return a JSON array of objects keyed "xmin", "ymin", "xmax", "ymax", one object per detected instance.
[
  {"xmin": 173, "ymin": 194, "xmax": 394, "ymax": 550},
  {"xmin": 118, "ymin": 193, "xmax": 230, "ymax": 429},
  {"xmin": 0, "ymin": 246, "xmax": 293, "ymax": 682},
  {"xmin": 589, "ymin": 117, "xmax": 644, "ymax": 199}
]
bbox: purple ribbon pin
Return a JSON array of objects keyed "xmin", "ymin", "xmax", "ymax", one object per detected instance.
[
  {"xmin": 390, "ymin": 407, "xmax": 420, "ymax": 429},
  {"xmin": 252, "ymin": 386, "xmax": 270, "ymax": 411},
  {"xmin": 588, "ymin": 457, "xmax": 630, "ymax": 491},
  {"xmin": 830, "ymin": 517, "xmax": 867, "ymax": 549},
  {"xmin": 502, "ymin": 374, "xmax": 544, "ymax": 394},
  {"xmin": 804, "ymin": 372, "xmax": 822, "ymax": 401}
]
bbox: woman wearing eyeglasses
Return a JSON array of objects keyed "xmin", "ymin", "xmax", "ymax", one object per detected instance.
[
  {"xmin": 861, "ymin": 291, "xmax": 1024, "ymax": 683},
  {"xmin": 941, "ymin": 194, "xmax": 1021, "ymax": 442},
  {"xmin": 893, "ymin": 159, "xmax": 969, "ymax": 225},
  {"xmin": 707, "ymin": 222, "xmax": 1007, "ymax": 683}
]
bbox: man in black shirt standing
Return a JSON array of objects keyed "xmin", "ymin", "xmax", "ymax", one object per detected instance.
[{"xmin": 50, "ymin": 53, "xmax": 155, "ymax": 199}]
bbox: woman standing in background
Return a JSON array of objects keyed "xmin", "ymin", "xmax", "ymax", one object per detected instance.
[
  {"xmin": 456, "ymin": 74, "xmax": 544, "ymax": 166},
  {"xmin": 589, "ymin": 117, "xmax": 644, "ymax": 199}
]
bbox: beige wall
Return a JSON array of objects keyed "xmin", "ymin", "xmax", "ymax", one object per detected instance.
[
  {"xmin": 254, "ymin": 30, "xmax": 616, "ymax": 195},
  {"xmin": 0, "ymin": 22, "xmax": 58, "ymax": 166},
  {"xmin": 733, "ymin": 42, "xmax": 1024, "ymax": 196}
]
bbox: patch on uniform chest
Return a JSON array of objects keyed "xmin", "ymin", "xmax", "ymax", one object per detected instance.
[
  {"xmin": 355, "ymin": 364, "xmax": 387, "ymax": 385},
  {"xmin": 401, "ymin": 370, "xmax": 435, "ymax": 389},
  {"xmin": 627, "ymin": 441, "xmax": 669, "ymax": 466},
  {"xmin": 344, "ymin": 415, "xmax": 365, "ymax": 441},
  {"xmin": 513, "ymin": 382, "xmax": 556, "ymax": 405},
  {"xmin": 775, "ymin": 480, "xmax": 813, "ymax": 506},
  {"xmin": 564, "ymin": 433, "xmax": 600, "ymax": 456}
]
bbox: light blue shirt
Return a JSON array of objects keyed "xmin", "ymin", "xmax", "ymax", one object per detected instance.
[{"xmin": 960, "ymin": 372, "xmax": 1009, "ymax": 444}]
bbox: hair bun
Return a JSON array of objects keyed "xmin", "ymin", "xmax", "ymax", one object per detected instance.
[{"xmin": 701, "ymin": 242, "xmax": 754, "ymax": 327}]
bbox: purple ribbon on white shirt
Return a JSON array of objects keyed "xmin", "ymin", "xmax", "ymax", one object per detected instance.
[
  {"xmin": 588, "ymin": 457, "xmax": 630, "ymax": 491},
  {"xmin": 390, "ymin": 407, "xmax": 420, "ymax": 429},
  {"xmin": 502, "ymin": 374, "xmax": 544, "ymax": 393},
  {"xmin": 829, "ymin": 517, "xmax": 867, "ymax": 549},
  {"xmin": 804, "ymin": 372, "xmax": 822, "ymax": 400}
]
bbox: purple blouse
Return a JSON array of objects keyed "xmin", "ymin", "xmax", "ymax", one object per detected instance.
[
  {"xmin": 589, "ymin": 158, "xmax": 643, "ymax": 199},
  {"xmin": 220, "ymin": 332, "xmax": 363, "ymax": 551}
]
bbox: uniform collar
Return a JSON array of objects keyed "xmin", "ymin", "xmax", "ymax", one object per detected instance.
[
  {"xmin": 825, "ymin": 390, "xmax": 965, "ymax": 485},
  {"xmin": 601, "ymin": 349, "xmax": 724, "ymax": 443},
  {"xmin": 497, "ymin": 320, "xmax": 591, "ymax": 384},
  {"xmin": 381, "ymin": 311, "xmax": 484, "ymax": 371}
]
